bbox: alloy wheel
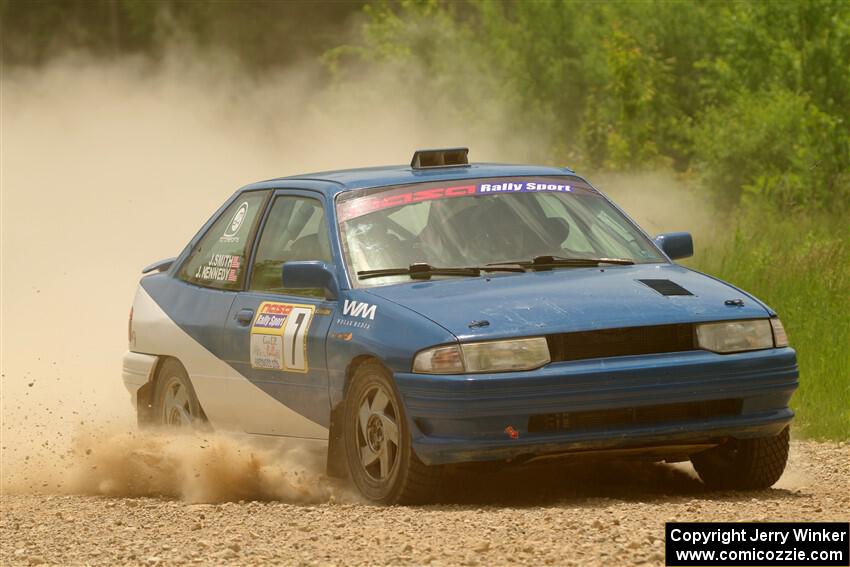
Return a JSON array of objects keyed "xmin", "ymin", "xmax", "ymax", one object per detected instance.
[
  {"xmin": 355, "ymin": 384, "xmax": 401, "ymax": 481},
  {"xmin": 160, "ymin": 375, "xmax": 195, "ymax": 426}
]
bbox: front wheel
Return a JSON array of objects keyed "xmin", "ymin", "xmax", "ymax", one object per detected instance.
[
  {"xmin": 691, "ymin": 426, "xmax": 790, "ymax": 490},
  {"xmin": 343, "ymin": 361, "xmax": 442, "ymax": 504}
]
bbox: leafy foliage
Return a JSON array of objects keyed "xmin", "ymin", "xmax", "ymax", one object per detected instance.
[{"xmin": 332, "ymin": 0, "xmax": 850, "ymax": 211}]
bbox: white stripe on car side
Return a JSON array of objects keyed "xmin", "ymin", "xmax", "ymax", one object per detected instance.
[{"xmin": 130, "ymin": 285, "xmax": 329, "ymax": 439}]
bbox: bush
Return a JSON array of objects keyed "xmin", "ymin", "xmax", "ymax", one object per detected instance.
[{"xmin": 693, "ymin": 88, "xmax": 847, "ymax": 211}]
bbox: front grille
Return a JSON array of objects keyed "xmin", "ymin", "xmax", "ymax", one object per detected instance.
[
  {"xmin": 546, "ymin": 323, "xmax": 696, "ymax": 362},
  {"xmin": 528, "ymin": 399, "xmax": 741, "ymax": 433}
]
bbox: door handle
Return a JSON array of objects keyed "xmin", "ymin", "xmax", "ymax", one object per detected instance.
[{"xmin": 235, "ymin": 308, "xmax": 255, "ymax": 326}]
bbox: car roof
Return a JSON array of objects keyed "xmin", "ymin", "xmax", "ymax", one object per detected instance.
[{"xmin": 240, "ymin": 163, "xmax": 580, "ymax": 195}]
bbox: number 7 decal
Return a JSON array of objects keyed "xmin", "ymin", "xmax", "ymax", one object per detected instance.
[
  {"xmin": 290, "ymin": 312, "xmax": 305, "ymax": 362},
  {"xmin": 250, "ymin": 302, "xmax": 315, "ymax": 373},
  {"xmin": 282, "ymin": 307, "xmax": 312, "ymax": 372}
]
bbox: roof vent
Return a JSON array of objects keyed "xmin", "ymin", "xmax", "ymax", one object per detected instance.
[
  {"xmin": 411, "ymin": 147, "xmax": 469, "ymax": 169},
  {"xmin": 637, "ymin": 279, "xmax": 694, "ymax": 296}
]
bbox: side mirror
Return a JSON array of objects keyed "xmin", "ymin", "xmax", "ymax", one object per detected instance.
[
  {"xmin": 654, "ymin": 232, "xmax": 693, "ymax": 260},
  {"xmin": 281, "ymin": 261, "xmax": 339, "ymax": 300}
]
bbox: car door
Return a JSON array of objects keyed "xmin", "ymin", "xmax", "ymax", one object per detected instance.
[{"xmin": 220, "ymin": 190, "xmax": 337, "ymax": 439}]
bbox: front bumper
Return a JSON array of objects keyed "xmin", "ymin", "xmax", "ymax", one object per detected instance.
[{"xmin": 394, "ymin": 347, "xmax": 798, "ymax": 466}]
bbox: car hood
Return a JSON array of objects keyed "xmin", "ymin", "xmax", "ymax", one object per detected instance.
[{"xmin": 364, "ymin": 263, "xmax": 771, "ymax": 341}]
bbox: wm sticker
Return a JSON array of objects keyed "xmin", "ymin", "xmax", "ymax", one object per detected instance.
[{"xmin": 342, "ymin": 300, "xmax": 377, "ymax": 320}]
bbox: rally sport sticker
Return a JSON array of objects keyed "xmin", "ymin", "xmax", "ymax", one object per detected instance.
[{"xmin": 250, "ymin": 302, "xmax": 315, "ymax": 373}]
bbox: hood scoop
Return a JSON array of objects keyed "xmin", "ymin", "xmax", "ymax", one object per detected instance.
[{"xmin": 637, "ymin": 279, "xmax": 694, "ymax": 296}]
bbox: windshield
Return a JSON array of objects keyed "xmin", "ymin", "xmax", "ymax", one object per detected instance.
[{"xmin": 336, "ymin": 176, "xmax": 665, "ymax": 286}]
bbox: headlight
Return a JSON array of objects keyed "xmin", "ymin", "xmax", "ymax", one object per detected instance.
[
  {"xmin": 412, "ymin": 344, "xmax": 464, "ymax": 374},
  {"xmin": 413, "ymin": 337, "xmax": 550, "ymax": 374},
  {"xmin": 462, "ymin": 337, "xmax": 551, "ymax": 372},
  {"xmin": 696, "ymin": 320, "xmax": 774, "ymax": 353}
]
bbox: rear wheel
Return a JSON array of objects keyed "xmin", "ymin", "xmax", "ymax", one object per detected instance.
[
  {"xmin": 691, "ymin": 426, "xmax": 790, "ymax": 490},
  {"xmin": 152, "ymin": 358, "xmax": 205, "ymax": 428},
  {"xmin": 343, "ymin": 361, "xmax": 442, "ymax": 504}
]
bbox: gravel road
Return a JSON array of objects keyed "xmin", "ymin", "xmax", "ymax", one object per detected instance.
[{"xmin": 1, "ymin": 440, "xmax": 847, "ymax": 567}]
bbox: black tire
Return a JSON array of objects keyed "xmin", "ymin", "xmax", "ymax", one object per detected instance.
[
  {"xmin": 152, "ymin": 358, "xmax": 206, "ymax": 428},
  {"xmin": 691, "ymin": 426, "xmax": 790, "ymax": 490},
  {"xmin": 343, "ymin": 361, "xmax": 442, "ymax": 504}
]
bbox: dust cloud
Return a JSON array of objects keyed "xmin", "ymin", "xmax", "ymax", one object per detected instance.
[
  {"xmin": 0, "ymin": 51, "xmax": 715, "ymax": 501},
  {"xmin": 5, "ymin": 426, "xmax": 347, "ymax": 503}
]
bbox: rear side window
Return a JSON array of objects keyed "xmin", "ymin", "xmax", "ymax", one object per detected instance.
[{"xmin": 180, "ymin": 191, "xmax": 269, "ymax": 290}]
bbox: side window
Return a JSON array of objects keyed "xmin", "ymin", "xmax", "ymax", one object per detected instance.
[
  {"xmin": 250, "ymin": 195, "xmax": 332, "ymax": 296},
  {"xmin": 180, "ymin": 191, "xmax": 269, "ymax": 290}
]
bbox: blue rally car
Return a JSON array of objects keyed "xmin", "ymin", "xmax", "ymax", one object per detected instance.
[{"xmin": 124, "ymin": 148, "xmax": 798, "ymax": 503}]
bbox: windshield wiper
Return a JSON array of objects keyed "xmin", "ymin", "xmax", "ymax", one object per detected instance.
[
  {"xmin": 487, "ymin": 255, "xmax": 635, "ymax": 269},
  {"xmin": 357, "ymin": 263, "xmax": 524, "ymax": 280}
]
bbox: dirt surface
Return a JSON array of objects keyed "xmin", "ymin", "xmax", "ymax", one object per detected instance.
[{"xmin": 1, "ymin": 440, "xmax": 847, "ymax": 567}]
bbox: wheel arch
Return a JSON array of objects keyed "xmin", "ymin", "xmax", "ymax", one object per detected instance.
[
  {"xmin": 327, "ymin": 353, "xmax": 393, "ymax": 478},
  {"xmin": 343, "ymin": 354, "xmax": 393, "ymax": 398},
  {"xmin": 139, "ymin": 355, "xmax": 207, "ymax": 424},
  {"xmin": 136, "ymin": 355, "xmax": 166, "ymax": 425}
]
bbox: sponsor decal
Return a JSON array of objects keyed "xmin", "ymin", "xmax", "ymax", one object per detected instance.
[
  {"xmin": 220, "ymin": 201, "xmax": 249, "ymax": 243},
  {"xmin": 254, "ymin": 311, "xmax": 286, "ymax": 329},
  {"xmin": 195, "ymin": 254, "xmax": 241, "ymax": 283},
  {"xmin": 253, "ymin": 302, "xmax": 291, "ymax": 330},
  {"xmin": 338, "ymin": 185, "xmax": 475, "ymax": 222},
  {"xmin": 250, "ymin": 302, "xmax": 315, "ymax": 372},
  {"xmin": 335, "ymin": 318, "xmax": 371, "ymax": 330},
  {"xmin": 342, "ymin": 299, "xmax": 377, "ymax": 320},
  {"xmin": 250, "ymin": 335, "xmax": 283, "ymax": 370},
  {"xmin": 334, "ymin": 300, "xmax": 377, "ymax": 330},
  {"xmin": 316, "ymin": 307, "xmax": 333, "ymax": 316},
  {"xmin": 477, "ymin": 181, "xmax": 571, "ymax": 193},
  {"xmin": 338, "ymin": 180, "xmax": 584, "ymax": 222},
  {"xmin": 330, "ymin": 331, "xmax": 353, "ymax": 342}
]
